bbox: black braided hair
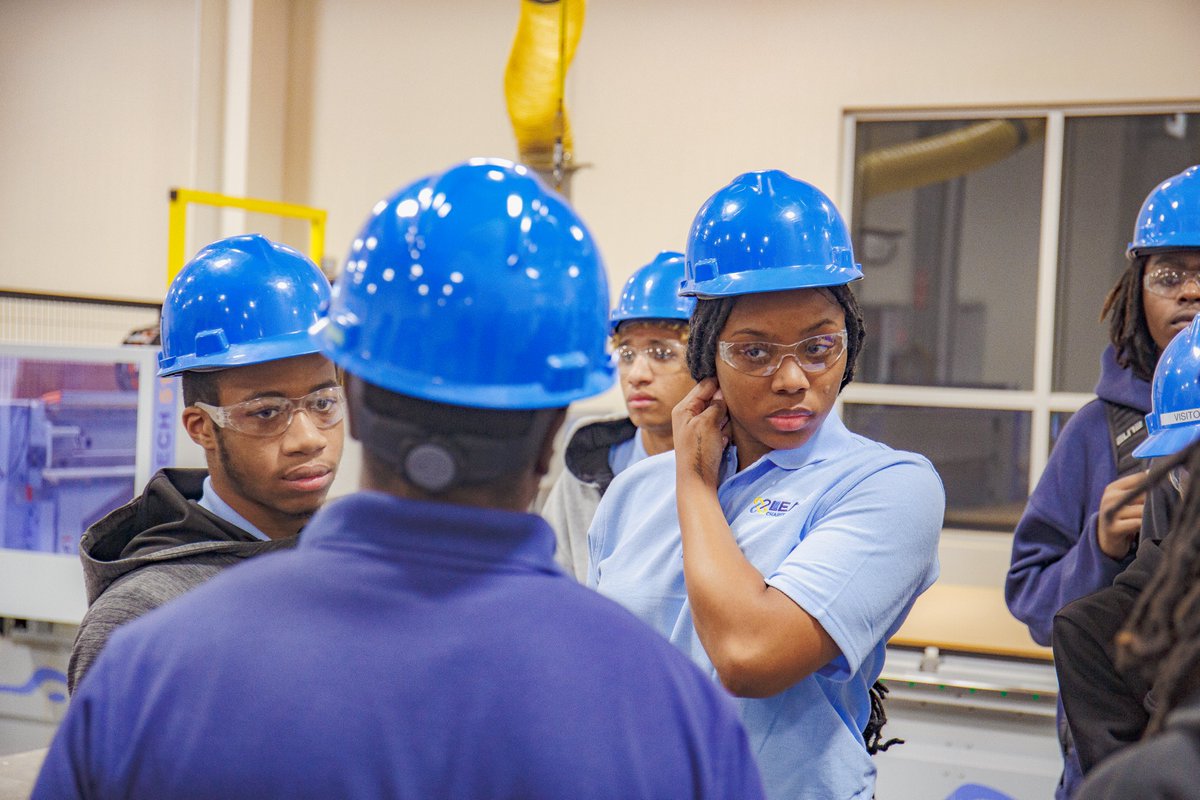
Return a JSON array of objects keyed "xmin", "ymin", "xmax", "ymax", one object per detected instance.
[
  {"xmin": 1101, "ymin": 256, "xmax": 1160, "ymax": 384},
  {"xmin": 1115, "ymin": 441, "xmax": 1200, "ymax": 733},
  {"xmin": 864, "ymin": 680, "xmax": 904, "ymax": 754},
  {"xmin": 685, "ymin": 284, "xmax": 866, "ymax": 392}
]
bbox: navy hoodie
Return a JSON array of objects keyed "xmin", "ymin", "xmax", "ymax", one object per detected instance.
[{"xmin": 1006, "ymin": 345, "xmax": 1151, "ymax": 646}]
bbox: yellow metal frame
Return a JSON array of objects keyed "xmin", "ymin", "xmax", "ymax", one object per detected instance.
[{"xmin": 167, "ymin": 188, "xmax": 327, "ymax": 285}]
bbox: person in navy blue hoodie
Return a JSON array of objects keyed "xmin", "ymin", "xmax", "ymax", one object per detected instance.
[
  {"xmin": 31, "ymin": 159, "xmax": 764, "ymax": 800},
  {"xmin": 1007, "ymin": 165, "xmax": 1200, "ymax": 798}
]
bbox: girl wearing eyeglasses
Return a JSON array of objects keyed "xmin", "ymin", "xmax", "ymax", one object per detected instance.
[{"xmin": 589, "ymin": 171, "xmax": 945, "ymax": 800}]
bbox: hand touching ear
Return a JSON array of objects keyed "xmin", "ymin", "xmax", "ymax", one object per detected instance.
[{"xmin": 673, "ymin": 378, "xmax": 729, "ymax": 490}]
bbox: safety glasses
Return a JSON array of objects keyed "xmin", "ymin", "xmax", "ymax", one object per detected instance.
[
  {"xmin": 194, "ymin": 385, "xmax": 345, "ymax": 438},
  {"xmin": 612, "ymin": 342, "xmax": 687, "ymax": 375},
  {"xmin": 1144, "ymin": 265, "xmax": 1200, "ymax": 299},
  {"xmin": 718, "ymin": 331, "xmax": 847, "ymax": 377}
]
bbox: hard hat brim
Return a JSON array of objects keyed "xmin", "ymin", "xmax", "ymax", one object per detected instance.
[
  {"xmin": 1126, "ymin": 244, "xmax": 1200, "ymax": 260},
  {"xmin": 679, "ymin": 264, "xmax": 864, "ymax": 298},
  {"xmin": 158, "ymin": 331, "xmax": 323, "ymax": 377},
  {"xmin": 608, "ymin": 313, "xmax": 693, "ymax": 334},
  {"xmin": 1132, "ymin": 424, "xmax": 1200, "ymax": 459}
]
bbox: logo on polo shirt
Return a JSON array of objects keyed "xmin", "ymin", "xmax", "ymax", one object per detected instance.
[{"xmin": 750, "ymin": 496, "xmax": 795, "ymax": 517}]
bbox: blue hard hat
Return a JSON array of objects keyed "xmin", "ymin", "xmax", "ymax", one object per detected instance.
[
  {"xmin": 311, "ymin": 158, "xmax": 614, "ymax": 410},
  {"xmin": 1134, "ymin": 315, "xmax": 1200, "ymax": 458},
  {"xmin": 158, "ymin": 234, "xmax": 331, "ymax": 377},
  {"xmin": 681, "ymin": 169, "xmax": 863, "ymax": 298},
  {"xmin": 1128, "ymin": 164, "xmax": 1200, "ymax": 258},
  {"xmin": 610, "ymin": 251, "xmax": 696, "ymax": 333}
]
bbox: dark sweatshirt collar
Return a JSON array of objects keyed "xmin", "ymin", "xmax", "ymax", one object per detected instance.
[
  {"xmin": 1096, "ymin": 344, "xmax": 1153, "ymax": 413},
  {"xmin": 563, "ymin": 416, "xmax": 637, "ymax": 489},
  {"xmin": 81, "ymin": 468, "xmax": 260, "ymax": 563},
  {"xmin": 299, "ymin": 491, "xmax": 560, "ymax": 574},
  {"xmin": 79, "ymin": 468, "xmax": 287, "ymax": 604}
]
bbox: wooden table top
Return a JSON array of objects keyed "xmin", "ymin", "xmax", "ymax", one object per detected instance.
[{"xmin": 889, "ymin": 582, "xmax": 1053, "ymax": 661}]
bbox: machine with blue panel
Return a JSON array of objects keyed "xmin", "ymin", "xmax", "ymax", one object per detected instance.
[
  {"xmin": 0, "ymin": 390, "xmax": 139, "ymax": 555},
  {"xmin": 0, "ymin": 344, "xmax": 177, "ymax": 756}
]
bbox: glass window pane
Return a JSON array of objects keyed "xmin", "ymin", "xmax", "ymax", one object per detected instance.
[
  {"xmin": 842, "ymin": 404, "xmax": 1030, "ymax": 531},
  {"xmin": 852, "ymin": 118, "xmax": 1044, "ymax": 389},
  {"xmin": 0, "ymin": 357, "xmax": 138, "ymax": 554},
  {"xmin": 1055, "ymin": 113, "xmax": 1200, "ymax": 392}
]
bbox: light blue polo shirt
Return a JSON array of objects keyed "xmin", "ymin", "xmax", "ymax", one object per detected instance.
[
  {"xmin": 198, "ymin": 476, "xmax": 270, "ymax": 541},
  {"xmin": 607, "ymin": 427, "xmax": 648, "ymax": 477},
  {"xmin": 589, "ymin": 412, "xmax": 944, "ymax": 800}
]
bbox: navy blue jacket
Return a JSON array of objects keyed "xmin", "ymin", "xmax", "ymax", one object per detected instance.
[
  {"xmin": 33, "ymin": 492, "xmax": 763, "ymax": 800},
  {"xmin": 1006, "ymin": 346, "xmax": 1151, "ymax": 646}
]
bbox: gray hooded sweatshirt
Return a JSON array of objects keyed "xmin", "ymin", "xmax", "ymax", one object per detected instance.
[
  {"xmin": 541, "ymin": 415, "xmax": 636, "ymax": 582},
  {"xmin": 68, "ymin": 468, "xmax": 295, "ymax": 693}
]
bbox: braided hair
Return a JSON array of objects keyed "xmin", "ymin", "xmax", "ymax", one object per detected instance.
[
  {"xmin": 685, "ymin": 284, "xmax": 866, "ymax": 391},
  {"xmin": 1101, "ymin": 256, "xmax": 1160, "ymax": 384},
  {"xmin": 864, "ymin": 681, "xmax": 904, "ymax": 754},
  {"xmin": 1116, "ymin": 441, "xmax": 1200, "ymax": 733}
]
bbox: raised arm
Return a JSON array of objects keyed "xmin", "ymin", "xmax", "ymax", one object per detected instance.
[{"xmin": 672, "ymin": 379, "xmax": 838, "ymax": 697}]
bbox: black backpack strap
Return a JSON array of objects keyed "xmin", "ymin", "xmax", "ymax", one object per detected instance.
[{"xmin": 1104, "ymin": 401, "xmax": 1148, "ymax": 478}]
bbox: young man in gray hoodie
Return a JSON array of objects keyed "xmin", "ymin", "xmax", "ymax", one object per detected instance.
[{"xmin": 67, "ymin": 234, "xmax": 344, "ymax": 692}]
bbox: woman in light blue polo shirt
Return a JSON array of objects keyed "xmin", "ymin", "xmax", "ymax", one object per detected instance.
[{"xmin": 589, "ymin": 170, "xmax": 946, "ymax": 800}]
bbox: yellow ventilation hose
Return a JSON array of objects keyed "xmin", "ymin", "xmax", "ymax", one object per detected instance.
[
  {"xmin": 857, "ymin": 119, "xmax": 1046, "ymax": 202},
  {"xmin": 504, "ymin": 0, "xmax": 585, "ymax": 192}
]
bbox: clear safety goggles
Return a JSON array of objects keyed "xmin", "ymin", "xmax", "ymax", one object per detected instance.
[
  {"xmin": 612, "ymin": 341, "xmax": 687, "ymax": 375},
  {"xmin": 718, "ymin": 330, "xmax": 848, "ymax": 377},
  {"xmin": 1143, "ymin": 265, "xmax": 1200, "ymax": 299},
  {"xmin": 194, "ymin": 385, "xmax": 346, "ymax": 438}
]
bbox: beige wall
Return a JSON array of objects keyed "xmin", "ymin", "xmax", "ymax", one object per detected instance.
[
  {"xmin": 571, "ymin": 0, "xmax": 1200, "ymax": 291},
  {"xmin": 0, "ymin": 0, "xmax": 196, "ymax": 301},
  {"xmin": 3, "ymin": 0, "xmax": 1199, "ymax": 303}
]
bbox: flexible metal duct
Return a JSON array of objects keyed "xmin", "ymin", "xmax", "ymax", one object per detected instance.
[
  {"xmin": 504, "ymin": 0, "xmax": 585, "ymax": 193},
  {"xmin": 857, "ymin": 119, "xmax": 1046, "ymax": 202}
]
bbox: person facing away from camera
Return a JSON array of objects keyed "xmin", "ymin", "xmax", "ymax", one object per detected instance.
[{"xmin": 35, "ymin": 159, "xmax": 763, "ymax": 800}]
